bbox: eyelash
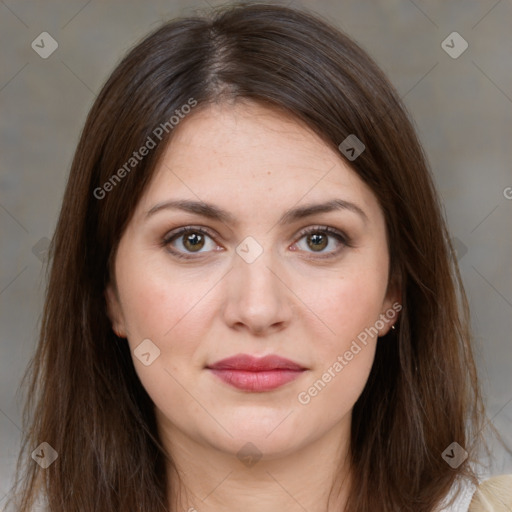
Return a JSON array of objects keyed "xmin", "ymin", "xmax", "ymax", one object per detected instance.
[{"xmin": 161, "ymin": 225, "xmax": 352, "ymax": 261}]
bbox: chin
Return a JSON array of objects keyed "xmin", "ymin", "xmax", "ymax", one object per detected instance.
[{"xmin": 203, "ymin": 423, "xmax": 303, "ymax": 459}]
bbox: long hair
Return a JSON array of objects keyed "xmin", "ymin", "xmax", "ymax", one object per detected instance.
[{"xmin": 7, "ymin": 3, "xmax": 486, "ymax": 511}]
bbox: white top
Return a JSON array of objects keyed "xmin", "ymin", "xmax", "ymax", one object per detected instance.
[{"xmin": 437, "ymin": 476, "xmax": 478, "ymax": 511}]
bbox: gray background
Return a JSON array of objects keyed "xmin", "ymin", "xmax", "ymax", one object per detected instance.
[{"xmin": 1, "ymin": 0, "xmax": 511, "ymax": 505}]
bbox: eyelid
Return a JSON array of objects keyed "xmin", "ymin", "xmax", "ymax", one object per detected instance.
[
  {"xmin": 292, "ymin": 225, "xmax": 351, "ymax": 259},
  {"xmin": 161, "ymin": 224, "xmax": 351, "ymax": 259},
  {"xmin": 295, "ymin": 225, "xmax": 351, "ymax": 246}
]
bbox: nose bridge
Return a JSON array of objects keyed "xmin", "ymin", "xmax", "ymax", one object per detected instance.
[
  {"xmin": 223, "ymin": 234, "xmax": 292, "ymax": 331},
  {"xmin": 234, "ymin": 234, "xmax": 281, "ymax": 300}
]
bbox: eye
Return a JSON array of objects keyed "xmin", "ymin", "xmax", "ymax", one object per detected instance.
[
  {"xmin": 293, "ymin": 226, "xmax": 350, "ymax": 258},
  {"xmin": 162, "ymin": 225, "xmax": 351, "ymax": 260},
  {"xmin": 162, "ymin": 226, "xmax": 220, "ymax": 259}
]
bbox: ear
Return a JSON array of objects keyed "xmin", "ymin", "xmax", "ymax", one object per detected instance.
[
  {"xmin": 105, "ymin": 282, "xmax": 127, "ymax": 338},
  {"xmin": 378, "ymin": 270, "xmax": 402, "ymax": 337}
]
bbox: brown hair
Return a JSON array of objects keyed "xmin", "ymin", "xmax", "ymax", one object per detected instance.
[{"xmin": 7, "ymin": 3, "xmax": 487, "ymax": 511}]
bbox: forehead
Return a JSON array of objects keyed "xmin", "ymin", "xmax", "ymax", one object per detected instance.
[
  {"xmin": 159, "ymin": 101, "xmax": 339, "ymax": 174},
  {"xmin": 136, "ymin": 101, "xmax": 381, "ymax": 224}
]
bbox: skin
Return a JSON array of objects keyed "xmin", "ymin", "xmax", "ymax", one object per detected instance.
[{"xmin": 106, "ymin": 100, "xmax": 401, "ymax": 511}]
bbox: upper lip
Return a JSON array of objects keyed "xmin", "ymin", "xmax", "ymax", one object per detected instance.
[{"xmin": 206, "ymin": 354, "xmax": 307, "ymax": 371}]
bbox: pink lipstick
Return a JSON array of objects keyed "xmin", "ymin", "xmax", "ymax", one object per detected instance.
[{"xmin": 206, "ymin": 354, "xmax": 307, "ymax": 392}]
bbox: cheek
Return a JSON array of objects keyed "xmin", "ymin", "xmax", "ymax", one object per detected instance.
[
  {"xmin": 294, "ymin": 273, "xmax": 383, "ymax": 415},
  {"xmin": 296, "ymin": 345, "xmax": 376, "ymax": 431},
  {"xmin": 305, "ymin": 264, "xmax": 388, "ymax": 354},
  {"xmin": 295, "ymin": 261, "xmax": 387, "ymax": 410},
  {"xmin": 116, "ymin": 264, "xmax": 209, "ymax": 407},
  {"xmin": 117, "ymin": 257, "xmax": 210, "ymax": 343}
]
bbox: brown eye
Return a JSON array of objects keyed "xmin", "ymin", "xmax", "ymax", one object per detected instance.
[
  {"xmin": 294, "ymin": 226, "xmax": 349, "ymax": 258},
  {"xmin": 182, "ymin": 231, "xmax": 206, "ymax": 252},
  {"xmin": 306, "ymin": 232, "xmax": 328, "ymax": 251},
  {"xmin": 162, "ymin": 227, "xmax": 218, "ymax": 258}
]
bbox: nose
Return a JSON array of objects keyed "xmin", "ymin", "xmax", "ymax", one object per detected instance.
[{"xmin": 222, "ymin": 240, "xmax": 294, "ymax": 336}]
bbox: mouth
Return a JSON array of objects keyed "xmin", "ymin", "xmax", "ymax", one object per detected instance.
[{"xmin": 206, "ymin": 354, "xmax": 308, "ymax": 392}]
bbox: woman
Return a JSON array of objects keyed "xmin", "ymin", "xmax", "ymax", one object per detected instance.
[{"xmin": 6, "ymin": 3, "xmax": 508, "ymax": 511}]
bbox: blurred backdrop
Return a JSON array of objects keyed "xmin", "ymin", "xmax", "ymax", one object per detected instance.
[{"xmin": 1, "ymin": 0, "xmax": 511, "ymax": 503}]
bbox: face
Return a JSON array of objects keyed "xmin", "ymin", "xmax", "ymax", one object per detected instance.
[{"xmin": 106, "ymin": 100, "xmax": 400, "ymax": 461}]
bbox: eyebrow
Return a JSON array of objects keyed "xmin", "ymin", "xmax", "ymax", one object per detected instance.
[{"xmin": 145, "ymin": 198, "xmax": 368, "ymax": 225}]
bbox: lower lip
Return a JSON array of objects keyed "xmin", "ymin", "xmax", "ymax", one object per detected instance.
[{"xmin": 207, "ymin": 369, "xmax": 305, "ymax": 392}]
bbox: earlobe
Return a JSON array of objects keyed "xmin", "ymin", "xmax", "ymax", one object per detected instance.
[
  {"xmin": 105, "ymin": 283, "xmax": 127, "ymax": 338},
  {"xmin": 379, "ymin": 276, "xmax": 402, "ymax": 337}
]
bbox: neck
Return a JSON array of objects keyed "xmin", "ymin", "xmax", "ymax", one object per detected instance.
[{"xmin": 160, "ymin": 416, "xmax": 353, "ymax": 512}]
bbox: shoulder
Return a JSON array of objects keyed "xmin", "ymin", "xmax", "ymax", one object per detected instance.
[
  {"xmin": 436, "ymin": 474, "xmax": 512, "ymax": 511},
  {"xmin": 436, "ymin": 477, "xmax": 478, "ymax": 511},
  {"xmin": 468, "ymin": 474, "xmax": 512, "ymax": 512}
]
